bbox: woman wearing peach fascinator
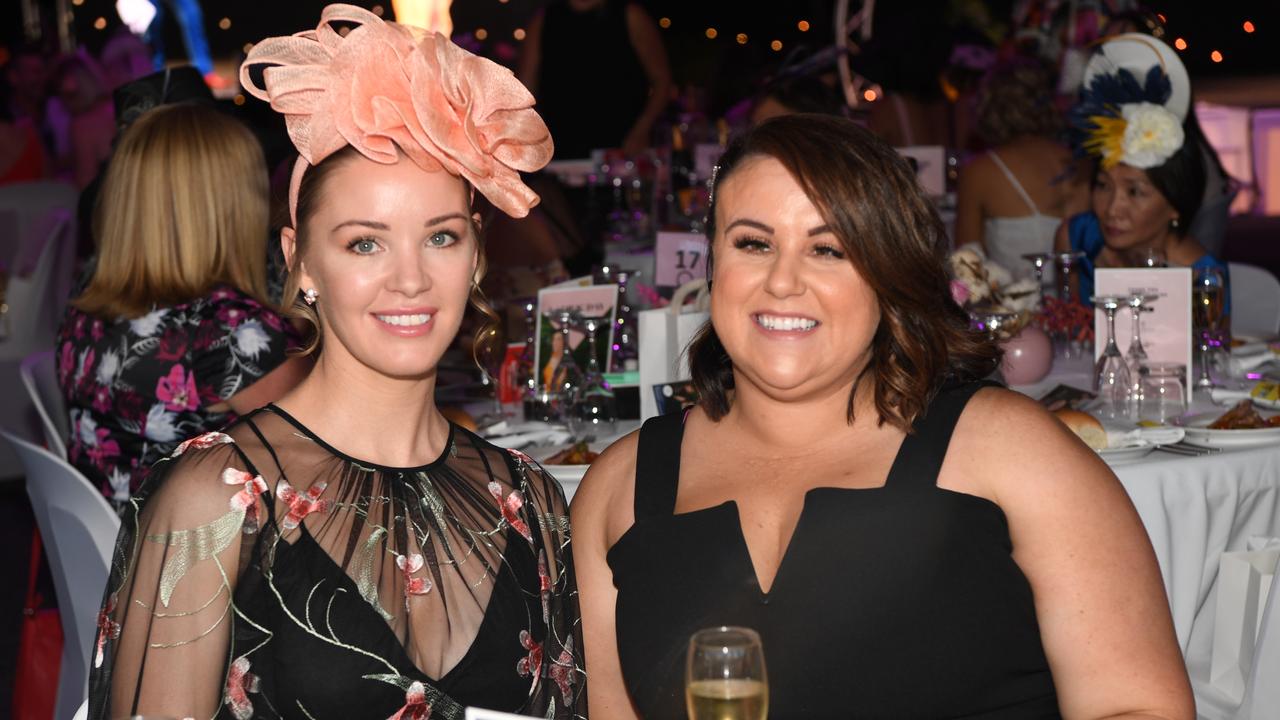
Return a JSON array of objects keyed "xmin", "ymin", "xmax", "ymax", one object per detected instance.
[{"xmin": 88, "ymin": 5, "xmax": 585, "ymax": 719}]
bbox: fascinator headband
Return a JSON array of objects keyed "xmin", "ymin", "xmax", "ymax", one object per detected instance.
[
  {"xmin": 1068, "ymin": 33, "xmax": 1189, "ymax": 171},
  {"xmin": 239, "ymin": 4, "xmax": 553, "ymax": 224}
]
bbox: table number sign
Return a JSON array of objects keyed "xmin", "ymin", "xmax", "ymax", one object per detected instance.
[
  {"xmin": 1094, "ymin": 267, "xmax": 1194, "ymax": 395},
  {"xmin": 654, "ymin": 231, "xmax": 709, "ymax": 287}
]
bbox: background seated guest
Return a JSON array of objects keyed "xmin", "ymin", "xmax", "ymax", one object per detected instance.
[
  {"xmin": 57, "ymin": 102, "xmax": 306, "ymax": 503},
  {"xmin": 955, "ymin": 57, "xmax": 1088, "ymax": 275},
  {"xmin": 50, "ymin": 53, "xmax": 116, "ymax": 189},
  {"xmin": 1055, "ymin": 35, "xmax": 1225, "ymax": 303},
  {"xmin": 88, "ymin": 7, "xmax": 585, "ymax": 719},
  {"xmin": 572, "ymin": 114, "xmax": 1193, "ymax": 718},
  {"xmin": 748, "ymin": 74, "xmax": 846, "ymax": 126}
]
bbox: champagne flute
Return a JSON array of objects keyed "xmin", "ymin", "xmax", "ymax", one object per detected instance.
[
  {"xmin": 1193, "ymin": 267, "xmax": 1226, "ymax": 389},
  {"xmin": 686, "ymin": 626, "xmax": 768, "ymax": 720}
]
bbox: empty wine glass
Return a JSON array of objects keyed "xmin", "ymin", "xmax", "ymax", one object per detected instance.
[
  {"xmin": 1092, "ymin": 295, "xmax": 1132, "ymax": 420},
  {"xmin": 686, "ymin": 627, "xmax": 768, "ymax": 720},
  {"xmin": 1125, "ymin": 293, "xmax": 1159, "ymax": 399},
  {"xmin": 1135, "ymin": 247, "xmax": 1167, "ymax": 268},
  {"xmin": 1054, "ymin": 250, "xmax": 1086, "ymax": 303},
  {"xmin": 569, "ymin": 316, "xmax": 618, "ymax": 440},
  {"xmin": 1193, "ymin": 267, "xmax": 1227, "ymax": 390},
  {"xmin": 1022, "ymin": 252, "xmax": 1055, "ymax": 300},
  {"xmin": 545, "ymin": 309, "xmax": 585, "ymax": 421}
]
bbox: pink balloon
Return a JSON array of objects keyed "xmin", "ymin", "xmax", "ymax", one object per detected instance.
[{"xmin": 1001, "ymin": 325, "xmax": 1053, "ymax": 385}]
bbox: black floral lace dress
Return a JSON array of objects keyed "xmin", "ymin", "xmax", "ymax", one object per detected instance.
[{"xmin": 88, "ymin": 405, "xmax": 586, "ymax": 720}]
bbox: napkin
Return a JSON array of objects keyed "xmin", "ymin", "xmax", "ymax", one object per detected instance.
[
  {"xmin": 1106, "ymin": 426, "xmax": 1185, "ymax": 448},
  {"xmin": 1210, "ymin": 382, "xmax": 1280, "ymax": 410},
  {"xmin": 480, "ymin": 421, "xmax": 572, "ymax": 450}
]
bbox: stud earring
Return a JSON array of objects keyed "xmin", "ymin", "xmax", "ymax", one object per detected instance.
[
  {"xmin": 1170, "ymin": 217, "xmax": 1180, "ymax": 230},
  {"xmin": 303, "ymin": 288, "xmax": 318, "ymax": 305}
]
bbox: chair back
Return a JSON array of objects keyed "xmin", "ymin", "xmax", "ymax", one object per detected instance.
[
  {"xmin": 20, "ymin": 350, "xmax": 69, "ymax": 457},
  {"xmin": 1236, "ymin": 557, "xmax": 1280, "ymax": 719},
  {"xmin": 1228, "ymin": 262, "xmax": 1280, "ymax": 336},
  {"xmin": 0, "ymin": 181, "xmax": 79, "ymax": 356},
  {"xmin": 0, "ymin": 430, "xmax": 119, "ymax": 720}
]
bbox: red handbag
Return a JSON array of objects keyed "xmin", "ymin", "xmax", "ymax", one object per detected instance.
[{"xmin": 12, "ymin": 530, "xmax": 63, "ymax": 720}]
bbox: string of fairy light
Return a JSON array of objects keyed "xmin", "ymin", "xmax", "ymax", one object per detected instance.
[{"xmin": 63, "ymin": 4, "xmax": 1259, "ymax": 70}]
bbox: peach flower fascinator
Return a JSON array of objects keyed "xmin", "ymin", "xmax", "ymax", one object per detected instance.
[{"xmin": 239, "ymin": 3, "xmax": 553, "ymax": 223}]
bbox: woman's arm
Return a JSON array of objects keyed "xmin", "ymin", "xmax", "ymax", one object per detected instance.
[
  {"xmin": 951, "ymin": 389, "xmax": 1194, "ymax": 720},
  {"xmin": 570, "ymin": 431, "xmax": 642, "ymax": 719},
  {"xmin": 622, "ymin": 3, "xmax": 672, "ymax": 155},
  {"xmin": 954, "ymin": 156, "xmax": 988, "ymax": 252}
]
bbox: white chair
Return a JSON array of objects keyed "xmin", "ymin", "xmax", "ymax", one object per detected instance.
[
  {"xmin": 0, "ymin": 430, "xmax": 119, "ymax": 720},
  {"xmin": 20, "ymin": 350, "xmax": 69, "ymax": 457},
  {"xmin": 1235, "ymin": 559, "xmax": 1280, "ymax": 719},
  {"xmin": 1228, "ymin": 262, "xmax": 1280, "ymax": 337}
]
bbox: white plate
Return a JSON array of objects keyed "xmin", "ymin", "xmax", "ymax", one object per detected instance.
[
  {"xmin": 1175, "ymin": 411, "xmax": 1280, "ymax": 448},
  {"xmin": 1097, "ymin": 440, "xmax": 1154, "ymax": 464}
]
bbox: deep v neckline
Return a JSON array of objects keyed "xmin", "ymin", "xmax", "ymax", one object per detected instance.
[{"xmin": 669, "ymin": 421, "xmax": 914, "ymax": 599}]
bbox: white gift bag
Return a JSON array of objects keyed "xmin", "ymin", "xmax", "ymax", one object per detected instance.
[
  {"xmin": 638, "ymin": 279, "xmax": 710, "ymax": 420},
  {"xmin": 1209, "ymin": 537, "xmax": 1280, "ymax": 703}
]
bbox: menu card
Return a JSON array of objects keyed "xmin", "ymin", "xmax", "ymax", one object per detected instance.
[
  {"xmin": 1093, "ymin": 267, "xmax": 1194, "ymax": 395},
  {"xmin": 534, "ymin": 284, "xmax": 618, "ymax": 393}
]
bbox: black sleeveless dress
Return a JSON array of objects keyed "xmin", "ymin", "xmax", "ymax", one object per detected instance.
[{"xmin": 608, "ymin": 382, "xmax": 1061, "ymax": 718}]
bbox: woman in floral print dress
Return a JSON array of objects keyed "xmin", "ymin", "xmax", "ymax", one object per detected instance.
[
  {"xmin": 57, "ymin": 103, "xmax": 307, "ymax": 504},
  {"xmin": 88, "ymin": 5, "xmax": 585, "ymax": 719}
]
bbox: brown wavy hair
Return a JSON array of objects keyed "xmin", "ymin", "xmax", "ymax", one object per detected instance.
[
  {"xmin": 975, "ymin": 58, "xmax": 1062, "ymax": 147},
  {"xmin": 689, "ymin": 114, "xmax": 1001, "ymax": 432},
  {"xmin": 286, "ymin": 147, "xmax": 502, "ymax": 365}
]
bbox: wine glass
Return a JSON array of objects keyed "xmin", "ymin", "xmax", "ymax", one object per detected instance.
[
  {"xmin": 473, "ymin": 320, "xmax": 508, "ymax": 430},
  {"xmin": 686, "ymin": 626, "xmax": 768, "ymax": 720},
  {"xmin": 569, "ymin": 316, "xmax": 619, "ymax": 441},
  {"xmin": 546, "ymin": 309, "xmax": 585, "ymax": 421},
  {"xmin": 515, "ymin": 299, "xmax": 540, "ymax": 421},
  {"xmin": 1124, "ymin": 293, "xmax": 1159, "ymax": 399},
  {"xmin": 1054, "ymin": 251, "xmax": 1086, "ymax": 304},
  {"xmin": 1135, "ymin": 247, "xmax": 1167, "ymax": 268},
  {"xmin": 1021, "ymin": 252, "xmax": 1054, "ymax": 301},
  {"xmin": 1193, "ymin": 267, "xmax": 1227, "ymax": 389},
  {"xmin": 611, "ymin": 271, "xmax": 640, "ymax": 373},
  {"xmin": 1092, "ymin": 295, "xmax": 1132, "ymax": 420}
]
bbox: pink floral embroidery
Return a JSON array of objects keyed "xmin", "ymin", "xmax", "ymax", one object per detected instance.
[
  {"xmin": 389, "ymin": 681, "xmax": 432, "ymax": 720},
  {"xmin": 225, "ymin": 656, "xmax": 261, "ymax": 720},
  {"xmin": 506, "ymin": 447, "xmax": 537, "ymax": 467},
  {"xmin": 547, "ymin": 635, "xmax": 576, "ymax": 705},
  {"xmin": 396, "ymin": 553, "xmax": 432, "ymax": 609},
  {"xmin": 516, "ymin": 629, "xmax": 543, "ymax": 693},
  {"xmin": 156, "ymin": 364, "xmax": 200, "ymax": 412},
  {"xmin": 223, "ymin": 468, "xmax": 269, "ymax": 533},
  {"xmin": 172, "ymin": 431, "xmax": 234, "ymax": 458},
  {"xmin": 277, "ymin": 479, "xmax": 332, "ymax": 530},
  {"xmin": 94, "ymin": 592, "xmax": 120, "ymax": 668},
  {"xmin": 488, "ymin": 481, "xmax": 532, "ymax": 542}
]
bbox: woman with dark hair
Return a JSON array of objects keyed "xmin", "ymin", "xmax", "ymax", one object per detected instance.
[
  {"xmin": 1055, "ymin": 34, "xmax": 1226, "ymax": 303},
  {"xmin": 572, "ymin": 113, "xmax": 1193, "ymax": 718}
]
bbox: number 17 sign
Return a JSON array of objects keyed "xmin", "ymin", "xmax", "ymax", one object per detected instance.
[{"xmin": 655, "ymin": 231, "xmax": 709, "ymax": 287}]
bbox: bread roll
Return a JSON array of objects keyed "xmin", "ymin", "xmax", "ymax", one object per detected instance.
[{"xmin": 1053, "ymin": 408, "xmax": 1108, "ymax": 450}]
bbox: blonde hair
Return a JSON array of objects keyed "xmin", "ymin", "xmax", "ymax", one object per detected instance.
[{"xmin": 74, "ymin": 102, "xmax": 272, "ymax": 319}]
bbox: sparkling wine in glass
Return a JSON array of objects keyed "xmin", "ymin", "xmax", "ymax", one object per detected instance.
[
  {"xmin": 1193, "ymin": 267, "xmax": 1226, "ymax": 389},
  {"xmin": 686, "ymin": 627, "xmax": 768, "ymax": 720}
]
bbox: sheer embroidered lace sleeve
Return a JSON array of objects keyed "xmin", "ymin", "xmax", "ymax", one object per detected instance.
[{"xmin": 89, "ymin": 432, "xmax": 263, "ymax": 719}]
